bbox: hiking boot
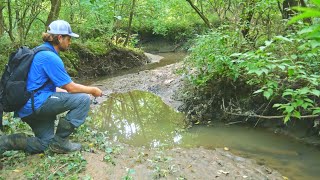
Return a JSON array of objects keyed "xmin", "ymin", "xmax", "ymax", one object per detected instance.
[
  {"xmin": 49, "ymin": 118, "xmax": 81, "ymax": 153},
  {"xmin": 0, "ymin": 133, "xmax": 28, "ymax": 154},
  {"xmin": 49, "ymin": 136, "xmax": 81, "ymax": 153}
]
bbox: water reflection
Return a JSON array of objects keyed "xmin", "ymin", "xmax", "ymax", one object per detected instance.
[{"xmin": 93, "ymin": 90, "xmax": 186, "ymax": 148}]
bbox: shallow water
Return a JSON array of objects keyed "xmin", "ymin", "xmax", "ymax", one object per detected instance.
[
  {"xmin": 100, "ymin": 51, "xmax": 187, "ymax": 80},
  {"xmin": 92, "ymin": 90, "xmax": 320, "ymax": 180}
]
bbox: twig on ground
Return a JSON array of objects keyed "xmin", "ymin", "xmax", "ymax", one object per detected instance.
[{"xmin": 50, "ymin": 163, "xmax": 68, "ymax": 178}]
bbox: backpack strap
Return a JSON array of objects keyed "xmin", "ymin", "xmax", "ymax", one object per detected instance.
[
  {"xmin": 30, "ymin": 46, "xmax": 54, "ymax": 113},
  {"xmin": 33, "ymin": 46, "xmax": 54, "ymax": 54}
]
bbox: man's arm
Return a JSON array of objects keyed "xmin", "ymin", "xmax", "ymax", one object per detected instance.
[
  {"xmin": 56, "ymin": 87, "xmax": 68, "ymax": 92},
  {"xmin": 62, "ymin": 82, "xmax": 102, "ymax": 97}
]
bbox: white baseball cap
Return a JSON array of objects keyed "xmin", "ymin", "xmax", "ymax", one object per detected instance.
[{"xmin": 47, "ymin": 20, "xmax": 79, "ymax": 38}]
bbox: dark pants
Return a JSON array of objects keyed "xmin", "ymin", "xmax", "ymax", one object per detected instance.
[{"xmin": 22, "ymin": 92, "xmax": 91, "ymax": 153}]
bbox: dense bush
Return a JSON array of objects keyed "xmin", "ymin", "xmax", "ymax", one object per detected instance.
[{"xmin": 182, "ymin": 20, "xmax": 320, "ymax": 123}]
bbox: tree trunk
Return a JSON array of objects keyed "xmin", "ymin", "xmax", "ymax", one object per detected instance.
[
  {"xmin": 0, "ymin": 2, "xmax": 5, "ymax": 36},
  {"xmin": 46, "ymin": 0, "xmax": 61, "ymax": 28},
  {"xmin": 7, "ymin": 0, "xmax": 14, "ymax": 42},
  {"xmin": 240, "ymin": 0, "xmax": 256, "ymax": 40},
  {"xmin": 186, "ymin": 0, "xmax": 212, "ymax": 28},
  {"xmin": 123, "ymin": 0, "xmax": 136, "ymax": 47}
]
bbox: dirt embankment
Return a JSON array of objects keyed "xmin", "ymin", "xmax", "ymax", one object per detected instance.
[{"xmin": 84, "ymin": 59, "xmax": 283, "ymax": 179}]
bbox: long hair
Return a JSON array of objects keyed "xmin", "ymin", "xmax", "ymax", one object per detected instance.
[
  {"xmin": 42, "ymin": 33, "xmax": 68, "ymax": 45},
  {"xmin": 42, "ymin": 33, "xmax": 60, "ymax": 45}
]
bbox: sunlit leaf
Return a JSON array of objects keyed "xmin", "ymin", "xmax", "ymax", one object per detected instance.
[
  {"xmin": 253, "ymin": 89, "xmax": 264, "ymax": 94},
  {"xmin": 273, "ymin": 104, "xmax": 282, "ymax": 108},
  {"xmin": 286, "ymin": 106, "xmax": 294, "ymax": 113},
  {"xmin": 282, "ymin": 91, "xmax": 293, "ymax": 97},
  {"xmin": 311, "ymin": 89, "xmax": 320, "ymax": 97},
  {"xmin": 299, "ymin": 87, "xmax": 310, "ymax": 95},
  {"xmin": 277, "ymin": 65, "xmax": 286, "ymax": 70},
  {"xmin": 284, "ymin": 115, "xmax": 291, "ymax": 123},
  {"xmin": 265, "ymin": 40, "xmax": 273, "ymax": 46},
  {"xmin": 288, "ymin": 68, "xmax": 295, "ymax": 76},
  {"xmin": 296, "ymin": 99, "xmax": 304, "ymax": 106},
  {"xmin": 274, "ymin": 36, "xmax": 293, "ymax": 42}
]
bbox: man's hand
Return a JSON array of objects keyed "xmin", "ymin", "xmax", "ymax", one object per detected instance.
[{"xmin": 91, "ymin": 87, "xmax": 102, "ymax": 97}]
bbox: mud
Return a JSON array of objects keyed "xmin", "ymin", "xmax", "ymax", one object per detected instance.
[{"xmin": 83, "ymin": 60, "xmax": 284, "ymax": 179}]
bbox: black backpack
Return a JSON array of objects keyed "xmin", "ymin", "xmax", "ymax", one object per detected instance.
[{"xmin": 0, "ymin": 46, "xmax": 52, "ymax": 129}]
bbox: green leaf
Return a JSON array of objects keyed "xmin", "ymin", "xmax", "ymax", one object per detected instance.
[
  {"xmin": 296, "ymin": 99, "xmax": 304, "ymax": 106},
  {"xmin": 265, "ymin": 40, "xmax": 273, "ymax": 46},
  {"xmin": 105, "ymin": 148, "xmax": 113, "ymax": 154},
  {"xmin": 263, "ymin": 89, "xmax": 273, "ymax": 99},
  {"xmin": 284, "ymin": 114, "xmax": 291, "ymax": 123},
  {"xmin": 290, "ymin": 55, "xmax": 298, "ymax": 60},
  {"xmin": 311, "ymin": 89, "xmax": 320, "ymax": 97},
  {"xmin": 288, "ymin": 68, "xmax": 295, "ymax": 76},
  {"xmin": 304, "ymin": 98, "xmax": 314, "ymax": 103},
  {"xmin": 299, "ymin": 87, "xmax": 310, "ymax": 95},
  {"xmin": 310, "ymin": 40, "xmax": 320, "ymax": 48},
  {"xmin": 253, "ymin": 89, "xmax": 264, "ymax": 94},
  {"xmin": 286, "ymin": 106, "xmax": 294, "ymax": 113},
  {"xmin": 262, "ymin": 68, "xmax": 269, "ymax": 75},
  {"xmin": 277, "ymin": 65, "xmax": 286, "ymax": 70},
  {"xmin": 302, "ymin": 103, "xmax": 313, "ymax": 109},
  {"xmin": 289, "ymin": 9, "xmax": 320, "ymax": 24},
  {"xmin": 312, "ymin": 108, "xmax": 320, "ymax": 115},
  {"xmin": 274, "ymin": 36, "xmax": 293, "ymax": 42},
  {"xmin": 293, "ymin": 111, "xmax": 301, "ymax": 119},
  {"xmin": 273, "ymin": 103, "xmax": 282, "ymax": 108},
  {"xmin": 230, "ymin": 53, "xmax": 243, "ymax": 57},
  {"xmin": 128, "ymin": 169, "xmax": 136, "ymax": 174},
  {"xmin": 282, "ymin": 91, "xmax": 293, "ymax": 97}
]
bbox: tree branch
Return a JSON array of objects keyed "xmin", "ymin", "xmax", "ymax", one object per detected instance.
[{"xmin": 224, "ymin": 111, "xmax": 319, "ymax": 119}]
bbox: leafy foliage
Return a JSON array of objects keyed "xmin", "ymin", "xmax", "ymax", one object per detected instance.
[{"xmin": 183, "ymin": 11, "xmax": 320, "ymax": 123}]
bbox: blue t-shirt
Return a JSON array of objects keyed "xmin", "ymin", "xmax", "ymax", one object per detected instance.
[{"xmin": 18, "ymin": 42, "xmax": 72, "ymax": 118}]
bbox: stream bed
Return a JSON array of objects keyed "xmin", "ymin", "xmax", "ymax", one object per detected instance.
[{"xmin": 91, "ymin": 90, "xmax": 320, "ymax": 180}]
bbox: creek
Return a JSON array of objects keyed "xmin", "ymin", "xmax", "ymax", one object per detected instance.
[{"xmin": 90, "ymin": 51, "xmax": 320, "ymax": 180}]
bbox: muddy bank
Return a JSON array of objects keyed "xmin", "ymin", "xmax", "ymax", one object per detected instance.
[
  {"xmin": 176, "ymin": 76, "xmax": 320, "ymax": 148},
  {"xmin": 61, "ymin": 42, "xmax": 149, "ymax": 77},
  {"xmin": 92, "ymin": 62, "xmax": 184, "ymax": 110}
]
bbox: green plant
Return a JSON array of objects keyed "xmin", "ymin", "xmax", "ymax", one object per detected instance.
[
  {"xmin": 122, "ymin": 168, "xmax": 135, "ymax": 180},
  {"xmin": 24, "ymin": 152, "xmax": 87, "ymax": 179}
]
